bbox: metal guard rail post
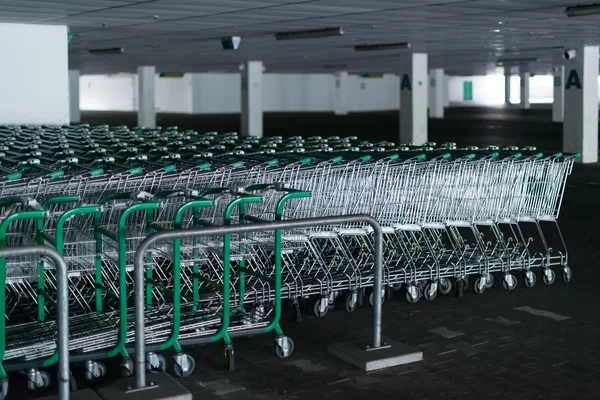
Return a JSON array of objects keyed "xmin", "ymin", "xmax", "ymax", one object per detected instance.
[
  {"xmin": 134, "ymin": 214, "xmax": 383, "ymax": 390},
  {"xmin": 0, "ymin": 246, "xmax": 69, "ymax": 400}
]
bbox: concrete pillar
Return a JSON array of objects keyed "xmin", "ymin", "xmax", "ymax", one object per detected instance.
[
  {"xmin": 564, "ymin": 46, "xmax": 599, "ymax": 163},
  {"xmin": 429, "ymin": 68, "xmax": 444, "ymax": 118},
  {"xmin": 504, "ymin": 73, "xmax": 511, "ymax": 104},
  {"xmin": 552, "ymin": 66, "xmax": 565, "ymax": 123},
  {"xmin": 137, "ymin": 66, "xmax": 156, "ymax": 128},
  {"xmin": 400, "ymin": 53, "xmax": 428, "ymax": 144},
  {"xmin": 0, "ymin": 23, "xmax": 69, "ymax": 124},
  {"xmin": 69, "ymin": 70, "xmax": 80, "ymax": 124},
  {"xmin": 444, "ymin": 75, "xmax": 450, "ymax": 108},
  {"xmin": 332, "ymin": 71, "xmax": 349, "ymax": 115},
  {"xmin": 520, "ymin": 71, "xmax": 530, "ymax": 109},
  {"xmin": 241, "ymin": 61, "xmax": 263, "ymax": 137}
]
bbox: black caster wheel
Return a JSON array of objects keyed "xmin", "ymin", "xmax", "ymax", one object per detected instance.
[
  {"xmin": 502, "ymin": 274, "xmax": 517, "ymax": 291},
  {"xmin": 313, "ymin": 298, "xmax": 328, "ymax": 317},
  {"xmin": 291, "ymin": 300, "xmax": 302, "ymax": 322},
  {"xmin": 524, "ymin": 271, "xmax": 536, "ymax": 288},
  {"xmin": 224, "ymin": 348, "xmax": 235, "ymax": 372},
  {"xmin": 473, "ymin": 277, "xmax": 486, "ymax": 295},
  {"xmin": 344, "ymin": 293, "xmax": 356, "ymax": 313},
  {"xmin": 27, "ymin": 370, "xmax": 50, "ymax": 394},
  {"xmin": 84, "ymin": 361, "xmax": 108, "ymax": 383},
  {"xmin": 438, "ymin": 278, "xmax": 452, "ymax": 295},
  {"xmin": 173, "ymin": 354, "xmax": 195, "ymax": 377},
  {"xmin": 543, "ymin": 269, "xmax": 556, "ymax": 285},
  {"xmin": 275, "ymin": 337, "xmax": 295, "ymax": 359}
]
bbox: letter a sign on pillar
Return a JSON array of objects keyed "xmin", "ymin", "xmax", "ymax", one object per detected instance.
[
  {"xmin": 399, "ymin": 53, "xmax": 428, "ymax": 145},
  {"xmin": 563, "ymin": 46, "xmax": 599, "ymax": 163},
  {"xmin": 565, "ymin": 69, "xmax": 582, "ymax": 89},
  {"xmin": 401, "ymin": 74, "xmax": 411, "ymax": 91}
]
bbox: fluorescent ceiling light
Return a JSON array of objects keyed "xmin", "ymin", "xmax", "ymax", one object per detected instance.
[
  {"xmin": 89, "ymin": 47, "xmax": 124, "ymax": 55},
  {"xmin": 497, "ymin": 57, "xmax": 538, "ymax": 63},
  {"xmin": 353, "ymin": 42, "xmax": 411, "ymax": 52},
  {"xmin": 565, "ymin": 3, "xmax": 600, "ymax": 17},
  {"xmin": 274, "ymin": 27, "xmax": 344, "ymax": 41}
]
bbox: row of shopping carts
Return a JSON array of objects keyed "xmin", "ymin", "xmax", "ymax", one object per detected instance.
[{"xmin": 0, "ymin": 125, "xmax": 576, "ymax": 398}]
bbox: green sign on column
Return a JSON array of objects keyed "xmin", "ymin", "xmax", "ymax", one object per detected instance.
[{"xmin": 463, "ymin": 81, "xmax": 473, "ymax": 101}]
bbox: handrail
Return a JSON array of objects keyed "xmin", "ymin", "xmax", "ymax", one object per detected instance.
[{"xmin": 133, "ymin": 214, "xmax": 383, "ymax": 390}]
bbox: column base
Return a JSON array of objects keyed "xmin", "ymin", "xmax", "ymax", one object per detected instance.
[
  {"xmin": 328, "ymin": 336, "xmax": 423, "ymax": 372},
  {"xmin": 96, "ymin": 372, "xmax": 192, "ymax": 400}
]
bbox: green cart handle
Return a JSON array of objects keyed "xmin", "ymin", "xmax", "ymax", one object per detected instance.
[{"xmin": 41, "ymin": 195, "xmax": 80, "ymax": 209}]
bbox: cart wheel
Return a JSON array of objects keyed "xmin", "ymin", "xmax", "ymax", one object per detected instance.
[
  {"xmin": 543, "ymin": 269, "xmax": 556, "ymax": 285},
  {"xmin": 405, "ymin": 286, "xmax": 421, "ymax": 304},
  {"xmin": 0, "ymin": 378, "xmax": 7, "ymax": 400},
  {"xmin": 27, "ymin": 370, "xmax": 50, "ymax": 393},
  {"xmin": 562, "ymin": 266, "xmax": 572, "ymax": 283},
  {"xmin": 119, "ymin": 359, "xmax": 134, "ymax": 378},
  {"xmin": 275, "ymin": 337, "xmax": 295, "ymax": 359},
  {"xmin": 438, "ymin": 278, "xmax": 452, "ymax": 295},
  {"xmin": 84, "ymin": 361, "xmax": 107, "ymax": 382},
  {"xmin": 313, "ymin": 298, "xmax": 328, "ymax": 317},
  {"xmin": 524, "ymin": 271, "xmax": 536, "ymax": 288},
  {"xmin": 391, "ymin": 283, "xmax": 403, "ymax": 292},
  {"xmin": 473, "ymin": 277, "xmax": 486, "ymax": 295},
  {"xmin": 455, "ymin": 278, "xmax": 465, "ymax": 298},
  {"xmin": 344, "ymin": 293, "xmax": 356, "ymax": 313},
  {"xmin": 291, "ymin": 301, "xmax": 302, "ymax": 322},
  {"xmin": 423, "ymin": 283, "xmax": 437, "ymax": 301},
  {"xmin": 147, "ymin": 353, "xmax": 167, "ymax": 373},
  {"xmin": 69, "ymin": 372, "xmax": 77, "ymax": 392},
  {"xmin": 368, "ymin": 290, "xmax": 385, "ymax": 307},
  {"xmin": 485, "ymin": 273, "xmax": 495, "ymax": 289},
  {"xmin": 224, "ymin": 348, "xmax": 235, "ymax": 372},
  {"xmin": 385, "ymin": 286, "xmax": 393, "ymax": 301},
  {"xmin": 357, "ymin": 288, "xmax": 366, "ymax": 306},
  {"xmin": 502, "ymin": 274, "xmax": 517, "ymax": 291},
  {"xmin": 173, "ymin": 354, "xmax": 195, "ymax": 377}
]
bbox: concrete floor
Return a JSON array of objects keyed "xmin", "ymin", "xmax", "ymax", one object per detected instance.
[{"xmin": 18, "ymin": 108, "xmax": 600, "ymax": 399}]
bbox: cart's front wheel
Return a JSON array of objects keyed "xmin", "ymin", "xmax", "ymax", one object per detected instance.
[
  {"xmin": 27, "ymin": 370, "xmax": 50, "ymax": 393},
  {"xmin": 438, "ymin": 278, "xmax": 452, "ymax": 295},
  {"xmin": 543, "ymin": 269, "xmax": 556, "ymax": 285},
  {"xmin": 0, "ymin": 378, "xmax": 7, "ymax": 400},
  {"xmin": 119, "ymin": 359, "xmax": 134, "ymax": 378},
  {"xmin": 275, "ymin": 337, "xmax": 295, "ymax": 359},
  {"xmin": 524, "ymin": 271, "xmax": 536, "ymax": 288},
  {"xmin": 562, "ymin": 266, "xmax": 572, "ymax": 283},
  {"xmin": 344, "ymin": 293, "xmax": 356, "ymax": 313},
  {"xmin": 224, "ymin": 348, "xmax": 235, "ymax": 372},
  {"xmin": 173, "ymin": 354, "xmax": 195, "ymax": 378},
  {"xmin": 84, "ymin": 361, "xmax": 107, "ymax": 382}
]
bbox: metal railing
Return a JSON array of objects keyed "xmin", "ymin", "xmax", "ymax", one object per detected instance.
[
  {"xmin": 0, "ymin": 246, "xmax": 69, "ymax": 400},
  {"xmin": 133, "ymin": 214, "xmax": 383, "ymax": 390}
]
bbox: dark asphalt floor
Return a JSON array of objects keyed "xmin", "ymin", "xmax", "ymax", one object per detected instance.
[{"xmin": 16, "ymin": 108, "xmax": 600, "ymax": 399}]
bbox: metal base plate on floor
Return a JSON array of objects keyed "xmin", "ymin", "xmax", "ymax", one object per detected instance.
[
  {"xmin": 38, "ymin": 388, "xmax": 103, "ymax": 400},
  {"xmin": 328, "ymin": 336, "xmax": 423, "ymax": 372},
  {"xmin": 96, "ymin": 372, "xmax": 192, "ymax": 400}
]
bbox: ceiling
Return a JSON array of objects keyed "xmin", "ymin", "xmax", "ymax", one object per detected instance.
[{"xmin": 2, "ymin": 0, "xmax": 599, "ymax": 75}]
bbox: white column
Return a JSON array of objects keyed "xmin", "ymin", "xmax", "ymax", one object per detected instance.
[
  {"xmin": 68, "ymin": 70, "xmax": 80, "ymax": 124},
  {"xmin": 504, "ymin": 73, "xmax": 511, "ymax": 105},
  {"xmin": 429, "ymin": 68, "xmax": 444, "ymax": 118},
  {"xmin": 444, "ymin": 75, "xmax": 450, "ymax": 108},
  {"xmin": 332, "ymin": 71, "xmax": 348, "ymax": 115},
  {"xmin": 0, "ymin": 23, "xmax": 68, "ymax": 125},
  {"xmin": 137, "ymin": 66, "xmax": 156, "ymax": 128},
  {"xmin": 520, "ymin": 71, "xmax": 530, "ymax": 109},
  {"xmin": 564, "ymin": 46, "xmax": 599, "ymax": 163},
  {"xmin": 400, "ymin": 53, "xmax": 428, "ymax": 144},
  {"xmin": 552, "ymin": 66, "xmax": 565, "ymax": 123},
  {"xmin": 241, "ymin": 61, "xmax": 263, "ymax": 137}
]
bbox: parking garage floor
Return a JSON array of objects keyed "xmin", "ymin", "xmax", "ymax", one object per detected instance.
[{"xmin": 22, "ymin": 107, "xmax": 600, "ymax": 399}]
